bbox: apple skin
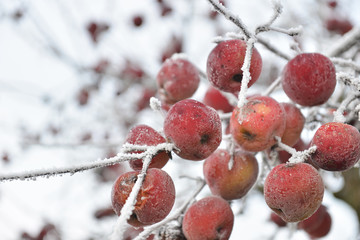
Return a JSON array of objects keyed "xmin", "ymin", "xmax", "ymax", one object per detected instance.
[
  {"xmin": 206, "ymin": 39, "xmax": 262, "ymax": 94},
  {"xmin": 310, "ymin": 122, "xmax": 360, "ymax": 171},
  {"xmin": 157, "ymin": 58, "xmax": 199, "ymax": 104},
  {"xmin": 182, "ymin": 196, "xmax": 234, "ymax": 240},
  {"xmin": 281, "ymin": 53, "xmax": 336, "ymax": 106},
  {"xmin": 111, "ymin": 168, "xmax": 175, "ymax": 227},
  {"xmin": 230, "ymin": 95, "xmax": 286, "ymax": 152},
  {"xmin": 280, "ymin": 102, "xmax": 305, "ymax": 147},
  {"xmin": 203, "ymin": 149, "xmax": 258, "ymax": 200},
  {"xmin": 203, "ymin": 85, "xmax": 234, "ymax": 113},
  {"xmin": 264, "ymin": 162, "xmax": 324, "ymax": 222},
  {"xmin": 164, "ymin": 99, "xmax": 222, "ymax": 160},
  {"xmin": 125, "ymin": 124, "xmax": 169, "ymax": 170}
]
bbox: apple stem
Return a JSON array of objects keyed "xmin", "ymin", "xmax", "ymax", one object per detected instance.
[
  {"xmin": 150, "ymin": 97, "xmax": 167, "ymax": 119},
  {"xmin": 275, "ymin": 136, "xmax": 317, "ymax": 164}
]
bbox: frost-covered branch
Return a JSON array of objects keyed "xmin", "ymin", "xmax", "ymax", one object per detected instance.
[
  {"xmin": 327, "ymin": 27, "xmax": 360, "ymax": 57},
  {"xmin": 207, "ymin": 0, "xmax": 253, "ymax": 39},
  {"xmin": 275, "ymin": 136, "xmax": 317, "ymax": 164},
  {"xmin": 237, "ymin": 38, "xmax": 256, "ymax": 108},
  {"xmin": 263, "ymin": 76, "xmax": 282, "ymax": 96},
  {"xmin": 134, "ymin": 179, "xmax": 206, "ymax": 240},
  {"xmin": 110, "ymin": 154, "xmax": 153, "ymax": 240},
  {"xmin": 255, "ymin": 0, "xmax": 283, "ymax": 35},
  {"xmin": 257, "ymin": 36, "xmax": 291, "ymax": 60},
  {"xmin": 333, "ymin": 93, "xmax": 358, "ymax": 123},
  {"xmin": 0, "ymin": 143, "xmax": 175, "ymax": 182},
  {"xmin": 331, "ymin": 57, "xmax": 360, "ymax": 72},
  {"xmin": 337, "ymin": 72, "xmax": 360, "ymax": 91}
]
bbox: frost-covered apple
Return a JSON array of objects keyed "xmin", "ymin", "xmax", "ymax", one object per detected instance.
[
  {"xmin": 207, "ymin": 39, "xmax": 262, "ymax": 94},
  {"xmin": 164, "ymin": 99, "xmax": 222, "ymax": 160},
  {"xmin": 264, "ymin": 162, "xmax": 324, "ymax": 222},
  {"xmin": 111, "ymin": 168, "xmax": 175, "ymax": 227}
]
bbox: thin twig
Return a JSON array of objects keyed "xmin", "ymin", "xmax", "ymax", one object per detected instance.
[
  {"xmin": 0, "ymin": 143, "xmax": 174, "ymax": 182},
  {"xmin": 207, "ymin": 0, "xmax": 253, "ymax": 40}
]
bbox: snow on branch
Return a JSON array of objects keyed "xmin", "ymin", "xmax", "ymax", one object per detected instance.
[
  {"xmin": 333, "ymin": 92, "xmax": 358, "ymax": 123},
  {"xmin": 110, "ymin": 153, "xmax": 153, "ymax": 240},
  {"xmin": 237, "ymin": 37, "xmax": 256, "ymax": 108},
  {"xmin": 331, "ymin": 57, "xmax": 360, "ymax": 72},
  {"xmin": 255, "ymin": 0, "xmax": 283, "ymax": 34},
  {"xmin": 257, "ymin": 36, "xmax": 291, "ymax": 60},
  {"xmin": 0, "ymin": 143, "xmax": 175, "ymax": 182},
  {"xmin": 207, "ymin": 0, "xmax": 253, "ymax": 39},
  {"xmin": 336, "ymin": 72, "xmax": 360, "ymax": 91},
  {"xmin": 263, "ymin": 76, "xmax": 282, "ymax": 96},
  {"xmin": 327, "ymin": 27, "xmax": 360, "ymax": 57},
  {"xmin": 275, "ymin": 136, "xmax": 317, "ymax": 164}
]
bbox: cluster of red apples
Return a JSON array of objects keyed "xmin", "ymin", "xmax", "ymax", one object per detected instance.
[{"xmin": 110, "ymin": 27, "xmax": 360, "ymax": 240}]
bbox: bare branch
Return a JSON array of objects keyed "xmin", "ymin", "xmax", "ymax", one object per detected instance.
[
  {"xmin": 257, "ymin": 36, "xmax": 291, "ymax": 61},
  {"xmin": 0, "ymin": 143, "xmax": 174, "ymax": 182},
  {"xmin": 207, "ymin": 0, "xmax": 253, "ymax": 39},
  {"xmin": 327, "ymin": 27, "xmax": 360, "ymax": 57}
]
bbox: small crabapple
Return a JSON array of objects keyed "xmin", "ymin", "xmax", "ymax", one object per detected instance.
[
  {"xmin": 280, "ymin": 102, "xmax": 305, "ymax": 147},
  {"xmin": 203, "ymin": 149, "xmax": 258, "ymax": 200},
  {"xmin": 203, "ymin": 86, "xmax": 234, "ymax": 113},
  {"xmin": 157, "ymin": 57, "xmax": 200, "ymax": 104},
  {"xmin": 111, "ymin": 168, "xmax": 175, "ymax": 227},
  {"xmin": 230, "ymin": 95, "xmax": 286, "ymax": 152},
  {"xmin": 310, "ymin": 122, "xmax": 360, "ymax": 171},
  {"xmin": 270, "ymin": 212, "xmax": 287, "ymax": 228},
  {"xmin": 306, "ymin": 210, "xmax": 332, "ymax": 239},
  {"xmin": 298, "ymin": 204, "xmax": 327, "ymax": 233},
  {"xmin": 164, "ymin": 99, "xmax": 222, "ymax": 160},
  {"xmin": 206, "ymin": 39, "xmax": 262, "ymax": 94},
  {"xmin": 264, "ymin": 162, "xmax": 324, "ymax": 222},
  {"xmin": 281, "ymin": 53, "xmax": 336, "ymax": 106},
  {"xmin": 125, "ymin": 124, "xmax": 170, "ymax": 170},
  {"xmin": 182, "ymin": 196, "xmax": 234, "ymax": 240}
]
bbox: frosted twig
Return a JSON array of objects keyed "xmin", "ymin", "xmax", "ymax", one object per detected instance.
[
  {"xmin": 275, "ymin": 136, "xmax": 317, "ymax": 164},
  {"xmin": 337, "ymin": 72, "xmax": 360, "ymax": 91},
  {"xmin": 275, "ymin": 136, "xmax": 297, "ymax": 156},
  {"xmin": 288, "ymin": 146, "xmax": 317, "ymax": 165},
  {"xmin": 227, "ymin": 141, "xmax": 235, "ymax": 170},
  {"xmin": 219, "ymin": 112, "xmax": 233, "ymax": 120},
  {"xmin": 268, "ymin": 26, "xmax": 303, "ymax": 36},
  {"xmin": 110, "ymin": 154, "xmax": 153, "ymax": 240},
  {"xmin": 207, "ymin": 0, "xmax": 253, "ymax": 40},
  {"xmin": 0, "ymin": 143, "xmax": 175, "ymax": 182},
  {"xmin": 327, "ymin": 27, "xmax": 360, "ymax": 57},
  {"xmin": 134, "ymin": 179, "xmax": 206, "ymax": 240},
  {"xmin": 237, "ymin": 38, "xmax": 256, "ymax": 108},
  {"xmin": 333, "ymin": 93, "xmax": 357, "ymax": 123},
  {"xmin": 263, "ymin": 76, "xmax": 282, "ymax": 96},
  {"xmin": 257, "ymin": 36, "xmax": 291, "ymax": 60},
  {"xmin": 221, "ymin": 91, "xmax": 238, "ymax": 107},
  {"xmin": 255, "ymin": 0, "xmax": 283, "ymax": 35},
  {"xmin": 331, "ymin": 57, "xmax": 360, "ymax": 72}
]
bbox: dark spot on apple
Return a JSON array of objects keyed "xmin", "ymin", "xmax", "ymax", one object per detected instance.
[
  {"xmin": 232, "ymin": 73, "xmax": 243, "ymax": 82},
  {"xmin": 241, "ymin": 130, "xmax": 256, "ymax": 140},
  {"xmin": 200, "ymin": 134, "xmax": 210, "ymax": 144}
]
